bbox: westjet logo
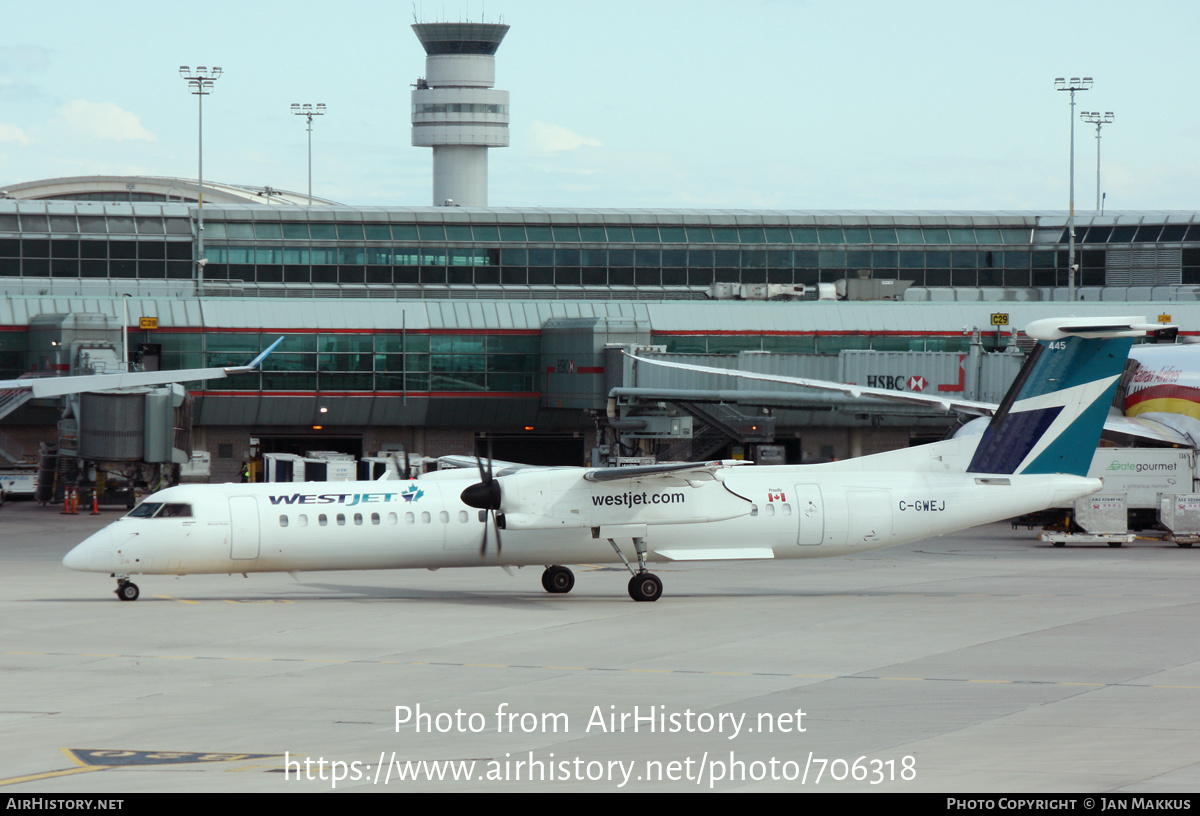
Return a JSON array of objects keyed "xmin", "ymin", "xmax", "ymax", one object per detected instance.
[
  {"xmin": 592, "ymin": 491, "xmax": 686, "ymax": 507},
  {"xmin": 268, "ymin": 492, "xmax": 398, "ymax": 507}
]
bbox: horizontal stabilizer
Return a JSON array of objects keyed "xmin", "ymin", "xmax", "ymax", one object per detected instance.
[{"xmin": 1025, "ymin": 316, "xmax": 1169, "ymax": 340}]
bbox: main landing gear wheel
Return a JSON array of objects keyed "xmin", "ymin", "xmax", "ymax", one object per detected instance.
[
  {"xmin": 541, "ymin": 565, "xmax": 575, "ymax": 594},
  {"xmin": 627, "ymin": 572, "xmax": 662, "ymax": 603},
  {"xmin": 115, "ymin": 580, "xmax": 139, "ymax": 601}
]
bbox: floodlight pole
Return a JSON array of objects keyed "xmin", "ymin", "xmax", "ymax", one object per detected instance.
[
  {"xmin": 291, "ymin": 103, "xmax": 326, "ymax": 206},
  {"xmin": 1055, "ymin": 76, "xmax": 1092, "ymax": 301},
  {"xmin": 180, "ymin": 65, "xmax": 223, "ymax": 290},
  {"xmin": 1080, "ymin": 111, "xmax": 1115, "ymax": 212}
]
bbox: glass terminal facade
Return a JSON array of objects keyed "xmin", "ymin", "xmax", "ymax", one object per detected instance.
[
  {"xmin": 3, "ymin": 201, "xmax": 1200, "ymax": 401},
  {"xmin": 3, "ymin": 203, "xmax": 1199, "ymax": 295},
  {"xmin": 5, "ymin": 199, "xmax": 1200, "ymax": 472},
  {"xmin": 158, "ymin": 330, "xmax": 540, "ymax": 395}
]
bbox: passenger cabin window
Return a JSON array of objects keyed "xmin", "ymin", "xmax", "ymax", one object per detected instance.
[{"xmin": 279, "ymin": 515, "xmax": 289, "ymax": 527}]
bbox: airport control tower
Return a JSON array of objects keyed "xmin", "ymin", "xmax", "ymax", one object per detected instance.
[{"xmin": 411, "ymin": 22, "xmax": 510, "ymax": 207}]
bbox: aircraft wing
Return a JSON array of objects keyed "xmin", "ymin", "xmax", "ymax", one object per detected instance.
[
  {"xmin": 435, "ymin": 455, "xmax": 541, "ymax": 475},
  {"xmin": 584, "ymin": 459, "xmax": 751, "ymax": 482},
  {"xmin": 443, "ymin": 458, "xmax": 751, "ymax": 489},
  {"xmin": 0, "ymin": 337, "xmax": 283, "ymax": 399},
  {"xmin": 1102, "ymin": 414, "xmax": 1192, "ymax": 446},
  {"xmin": 627, "ymin": 351, "xmax": 1194, "ymax": 448},
  {"xmin": 625, "ymin": 352, "xmax": 997, "ymax": 415}
]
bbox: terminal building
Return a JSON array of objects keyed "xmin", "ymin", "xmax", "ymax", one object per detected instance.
[
  {"xmin": 1, "ymin": 192, "xmax": 1197, "ymax": 481},
  {"xmin": 1, "ymin": 22, "xmax": 1197, "ymax": 483}
]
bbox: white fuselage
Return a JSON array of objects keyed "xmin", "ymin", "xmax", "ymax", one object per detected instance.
[{"xmin": 63, "ymin": 460, "xmax": 1101, "ymax": 578}]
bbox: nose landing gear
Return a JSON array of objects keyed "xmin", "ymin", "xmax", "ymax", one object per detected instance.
[{"xmin": 115, "ymin": 577, "xmax": 139, "ymax": 601}]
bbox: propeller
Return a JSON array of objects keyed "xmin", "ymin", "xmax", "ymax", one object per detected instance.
[
  {"xmin": 460, "ymin": 437, "xmax": 503, "ymax": 557},
  {"xmin": 388, "ymin": 448, "xmax": 412, "ymax": 481}
]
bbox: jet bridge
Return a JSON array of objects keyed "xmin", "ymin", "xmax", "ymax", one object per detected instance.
[{"xmin": 11, "ymin": 313, "xmax": 195, "ymax": 505}]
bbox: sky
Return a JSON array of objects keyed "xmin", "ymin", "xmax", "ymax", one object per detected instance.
[{"xmin": 0, "ymin": 0, "xmax": 1197, "ymax": 212}]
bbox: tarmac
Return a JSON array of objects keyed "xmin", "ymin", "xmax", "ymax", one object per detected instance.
[{"xmin": 2, "ymin": 499, "xmax": 1199, "ymax": 793}]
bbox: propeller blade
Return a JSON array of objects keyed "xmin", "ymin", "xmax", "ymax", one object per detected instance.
[
  {"xmin": 476, "ymin": 508, "xmax": 502, "ymax": 557},
  {"xmin": 470, "ymin": 436, "xmax": 501, "ymax": 557}
]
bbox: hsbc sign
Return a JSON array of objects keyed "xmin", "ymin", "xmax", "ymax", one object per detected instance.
[
  {"xmin": 841, "ymin": 351, "xmax": 975, "ymax": 396},
  {"xmin": 865, "ymin": 374, "xmax": 929, "ymax": 392}
]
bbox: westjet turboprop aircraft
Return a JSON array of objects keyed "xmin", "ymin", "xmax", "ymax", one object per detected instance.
[{"xmin": 64, "ymin": 317, "xmax": 1147, "ymax": 602}]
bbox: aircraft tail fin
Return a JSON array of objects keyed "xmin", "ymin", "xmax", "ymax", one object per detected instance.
[{"xmin": 966, "ymin": 317, "xmax": 1158, "ymax": 476}]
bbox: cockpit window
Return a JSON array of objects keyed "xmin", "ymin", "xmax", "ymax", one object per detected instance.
[{"xmin": 125, "ymin": 502, "xmax": 193, "ymax": 519}]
